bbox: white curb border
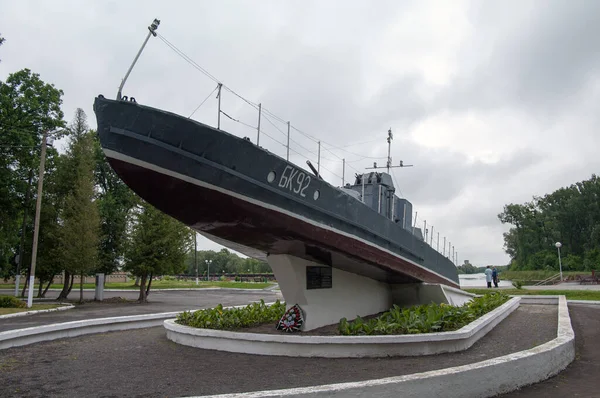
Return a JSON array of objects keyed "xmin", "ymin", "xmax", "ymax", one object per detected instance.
[
  {"xmin": 0, "ymin": 303, "xmax": 74, "ymax": 319},
  {"xmin": 182, "ymin": 295, "xmax": 575, "ymax": 398},
  {"xmin": 0, "ymin": 302, "xmax": 273, "ymax": 350},
  {"xmin": 164, "ymin": 297, "xmax": 521, "ymax": 358}
]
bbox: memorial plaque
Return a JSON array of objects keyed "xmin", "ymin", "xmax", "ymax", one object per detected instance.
[{"xmin": 306, "ymin": 266, "xmax": 332, "ymax": 289}]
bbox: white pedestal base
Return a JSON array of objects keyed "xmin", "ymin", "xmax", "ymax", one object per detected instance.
[
  {"xmin": 267, "ymin": 254, "xmax": 392, "ymax": 331},
  {"xmin": 268, "ymin": 254, "xmax": 474, "ymax": 331},
  {"xmin": 391, "ymin": 283, "xmax": 475, "ymax": 307}
]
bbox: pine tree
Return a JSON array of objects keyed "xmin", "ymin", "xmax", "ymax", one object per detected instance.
[
  {"xmin": 124, "ymin": 201, "xmax": 192, "ymax": 302},
  {"xmin": 57, "ymin": 109, "xmax": 100, "ymax": 302}
]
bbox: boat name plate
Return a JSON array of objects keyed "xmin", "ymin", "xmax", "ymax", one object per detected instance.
[{"xmin": 278, "ymin": 165, "xmax": 311, "ymax": 198}]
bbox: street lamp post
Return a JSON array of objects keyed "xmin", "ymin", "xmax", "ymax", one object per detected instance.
[
  {"xmin": 27, "ymin": 130, "xmax": 51, "ymax": 308},
  {"xmin": 206, "ymin": 259, "xmax": 212, "ymax": 281},
  {"xmin": 194, "ymin": 233, "xmax": 198, "ymax": 285},
  {"xmin": 555, "ymin": 242, "xmax": 563, "ymax": 282}
]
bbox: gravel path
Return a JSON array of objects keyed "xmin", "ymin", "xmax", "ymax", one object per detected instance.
[
  {"xmin": 0, "ymin": 304, "xmax": 557, "ymax": 398},
  {"xmin": 499, "ymin": 303, "xmax": 600, "ymax": 397}
]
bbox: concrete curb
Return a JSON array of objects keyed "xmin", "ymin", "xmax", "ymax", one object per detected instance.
[
  {"xmin": 0, "ymin": 301, "xmax": 275, "ymax": 350},
  {"xmin": 567, "ymin": 299, "xmax": 600, "ymax": 306},
  {"xmin": 182, "ymin": 296, "xmax": 575, "ymax": 398},
  {"xmin": 0, "ymin": 303, "xmax": 74, "ymax": 319},
  {"xmin": 0, "ymin": 287, "xmax": 278, "ymax": 293},
  {"xmin": 164, "ymin": 297, "xmax": 521, "ymax": 358},
  {"xmin": 0, "ymin": 311, "xmax": 182, "ymax": 350}
]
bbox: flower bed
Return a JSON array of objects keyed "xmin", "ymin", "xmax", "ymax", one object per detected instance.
[
  {"xmin": 176, "ymin": 299, "xmax": 286, "ymax": 330},
  {"xmin": 175, "ymin": 293, "xmax": 510, "ymax": 336},
  {"xmin": 338, "ymin": 292, "xmax": 510, "ymax": 335}
]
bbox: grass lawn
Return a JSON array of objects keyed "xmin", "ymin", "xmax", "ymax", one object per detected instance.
[
  {"xmin": 0, "ymin": 280, "xmax": 275, "ymax": 291},
  {"xmin": 465, "ymin": 288, "xmax": 600, "ymax": 301},
  {"xmin": 0, "ymin": 303, "xmax": 65, "ymax": 315}
]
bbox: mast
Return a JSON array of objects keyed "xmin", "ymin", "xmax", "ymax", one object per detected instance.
[
  {"xmin": 386, "ymin": 128, "xmax": 392, "ymax": 174},
  {"xmin": 117, "ymin": 18, "xmax": 160, "ymax": 100},
  {"xmin": 366, "ymin": 128, "xmax": 413, "ymax": 174}
]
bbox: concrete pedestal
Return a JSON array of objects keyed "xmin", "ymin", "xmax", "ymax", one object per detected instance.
[
  {"xmin": 267, "ymin": 254, "xmax": 392, "ymax": 331},
  {"xmin": 267, "ymin": 254, "xmax": 474, "ymax": 331},
  {"xmin": 95, "ymin": 273, "xmax": 105, "ymax": 301}
]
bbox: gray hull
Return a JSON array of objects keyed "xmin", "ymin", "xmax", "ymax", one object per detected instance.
[{"xmin": 94, "ymin": 95, "xmax": 460, "ymax": 288}]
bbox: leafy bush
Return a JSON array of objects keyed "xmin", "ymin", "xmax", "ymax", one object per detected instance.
[
  {"xmin": 0, "ymin": 295, "xmax": 27, "ymax": 308},
  {"xmin": 176, "ymin": 299, "xmax": 286, "ymax": 330},
  {"xmin": 337, "ymin": 293, "xmax": 510, "ymax": 336},
  {"xmin": 162, "ymin": 275, "xmax": 176, "ymax": 281},
  {"xmin": 512, "ymin": 280, "xmax": 523, "ymax": 289}
]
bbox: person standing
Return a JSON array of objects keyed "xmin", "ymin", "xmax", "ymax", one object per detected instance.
[
  {"xmin": 492, "ymin": 266, "xmax": 499, "ymax": 288},
  {"xmin": 485, "ymin": 266, "xmax": 493, "ymax": 288}
]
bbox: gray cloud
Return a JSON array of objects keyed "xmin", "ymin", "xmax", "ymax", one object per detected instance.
[{"xmin": 1, "ymin": 0, "xmax": 599, "ymax": 267}]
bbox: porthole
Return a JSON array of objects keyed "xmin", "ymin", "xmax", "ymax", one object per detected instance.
[
  {"xmin": 267, "ymin": 171, "xmax": 276, "ymax": 183},
  {"xmin": 313, "ymin": 190, "xmax": 320, "ymax": 200}
]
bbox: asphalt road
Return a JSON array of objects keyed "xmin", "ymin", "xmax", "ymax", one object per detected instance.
[{"xmin": 0, "ymin": 288, "xmax": 282, "ymax": 332}]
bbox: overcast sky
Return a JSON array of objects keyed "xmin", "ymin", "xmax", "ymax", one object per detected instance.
[{"xmin": 2, "ymin": 0, "xmax": 599, "ymax": 267}]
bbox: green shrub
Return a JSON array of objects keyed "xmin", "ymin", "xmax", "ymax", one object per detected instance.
[
  {"xmin": 234, "ymin": 276, "xmax": 240, "ymax": 282},
  {"xmin": 176, "ymin": 299, "xmax": 286, "ymax": 330},
  {"xmin": 162, "ymin": 275, "xmax": 176, "ymax": 281},
  {"xmin": 0, "ymin": 295, "xmax": 27, "ymax": 308},
  {"xmin": 512, "ymin": 280, "xmax": 523, "ymax": 289},
  {"xmin": 338, "ymin": 292, "xmax": 510, "ymax": 336}
]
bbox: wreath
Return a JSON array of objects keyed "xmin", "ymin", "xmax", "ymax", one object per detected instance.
[{"xmin": 276, "ymin": 304, "xmax": 304, "ymax": 332}]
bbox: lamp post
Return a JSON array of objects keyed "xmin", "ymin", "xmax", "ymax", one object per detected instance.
[
  {"xmin": 206, "ymin": 259, "xmax": 212, "ymax": 281},
  {"xmin": 555, "ymin": 242, "xmax": 563, "ymax": 282},
  {"xmin": 194, "ymin": 233, "xmax": 198, "ymax": 285},
  {"xmin": 26, "ymin": 131, "xmax": 59, "ymax": 308}
]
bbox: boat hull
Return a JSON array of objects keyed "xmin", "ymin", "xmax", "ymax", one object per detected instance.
[{"xmin": 94, "ymin": 96, "xmax": 460, "ymax": 288}]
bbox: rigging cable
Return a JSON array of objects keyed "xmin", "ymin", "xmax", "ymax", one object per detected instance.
[
  {"xmin": 156, "ymin": 33, "xmax": 389, "ymax": 165},
  {"xmin": 188, "ymin": 84, "xmax": 220, "ymax": 118}
]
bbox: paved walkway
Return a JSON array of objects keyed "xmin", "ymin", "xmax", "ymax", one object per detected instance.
[
  {"xmin": 0, "ymin": 289, "xmax": 281, "ymax": 332},
  {"xmin": 499, "ymin": 302, "xmax": 600, "ymax": 397},
  {"xmin": 524, "ymin": 281, "xmax": 600, "ymax": 290},
  {"xmin": 2, "ymin": 291, "xmax": 599, "ymax": 397},
  {"xmin": 0, "ymin": 304, "xmax": 557, "ymax": 397}
]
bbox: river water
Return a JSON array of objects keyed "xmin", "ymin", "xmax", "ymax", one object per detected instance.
[{"xmin": 459, "ymin": 273, "xmax": 513, "ymax": 288}]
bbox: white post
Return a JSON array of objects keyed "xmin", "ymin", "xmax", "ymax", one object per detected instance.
[
  {"xmin": 413, "ymin": 211, "xmax": 418, "ymax": 235},
  {"xmin": 286, "ymin": 121, "xmax": 290, "ymax": 161},
  {"xmin": 361, "ymin": 173, "xmax": 365, "ymax": 203},
  {"xmin": 423, "ymin": 220, "xmax": 427, "ymax": 242},
  {"xmin": 257, "ymin": 103, "xmax": 262, "ymax": 146},
  {"xmin": 430, "ymin": 225, "xmax": 434, "ymax": 246},
  {"xmin": 437, "ymin": 232, "xmax": 440, "ymax": 252},
  {"xmin": 555, "ymin": 242, "xmax": 563, "ymax": 281},
  {"xmin": 443, "ymin": 237, "xmax": 446, "ymax": 256},
  {"xmin": 217, "ymin": 83, "xmax": 222, "ymax": 129},
  {"xmin": 317, "ymin": 141, "xmax": 321, "ymax": 174},
  {"xmin": 27, "ymin": 130, "xmax": 48, "ymax": 308},
  {"xmin": 195, "ymin": 233, "xmax": 198, "ymax": 285}
]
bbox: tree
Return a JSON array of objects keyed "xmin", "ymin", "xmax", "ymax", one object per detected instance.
[
  {"xmin": 499, "ymin": 174, "xmax": 600, "ymax": 271},
  {"xmin": 56, "ymin": 109, "xmax": 100, "ymax": 302},
  {"xmin": 93, "ymin": 135, "xmax": 136, "ymax": 277},
  {"xmin": 124, "ymin": 201, "xmax": 192, "ymax": 302},
  {"xmin": 0, "ymin": 68, "xmax": 65, "ymax": 280},
  {"xmin": 0, "ymin": 34, "xmax": 4, "ymax": 62}
]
